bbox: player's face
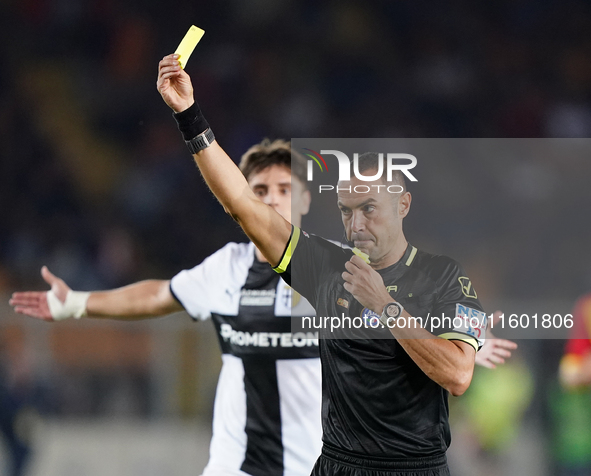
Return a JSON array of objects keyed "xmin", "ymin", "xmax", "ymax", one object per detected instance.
[
  {"xmin": 248, "ymin": 164, "xmax": 311, "ymax": 227},
  {"xmin": 338, "ymin": 172, "xmax": 411, "ymax": 266}
]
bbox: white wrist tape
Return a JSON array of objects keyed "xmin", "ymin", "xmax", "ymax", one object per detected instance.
[{"xmin": 47, "ymin": 290, "xmax": 90, "ymax": 321}]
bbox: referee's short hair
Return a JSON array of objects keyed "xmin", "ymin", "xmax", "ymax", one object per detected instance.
[
  {"xmin": 240, "ymin": 139, "xmax": 308, "ymax": 189},
  {"xmin": 354, "ymin": 152, "xmax": 407, "ymax": 193}
]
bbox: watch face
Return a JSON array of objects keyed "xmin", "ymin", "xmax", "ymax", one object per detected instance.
[{"xmin": 386, "ymin": 303, "xmax": 401, "ymax": 318}]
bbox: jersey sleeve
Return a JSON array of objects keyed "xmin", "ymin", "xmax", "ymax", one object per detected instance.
[
  {"xmin": 429, "ymin": 258, "xmax": 486, "ymax": 352},
  {"xmin": 170, "ymin": 242, "xmax": 254, "ymax": 320},
  {"xmin": 273, "ymin": 226, "xmax": 347, "ymax": 309}
]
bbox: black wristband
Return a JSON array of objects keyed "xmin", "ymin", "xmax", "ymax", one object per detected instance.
[{"xmin": 172, "ymin": 102, "xmax": 210, "ymax": 141}]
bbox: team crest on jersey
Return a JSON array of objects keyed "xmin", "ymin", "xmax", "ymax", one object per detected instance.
[
  {"xmin": 276, "ymin": 280, "xmax": 314, "ymax": 317},
  {"xmin": 361, "ymin": 307, "xmax": 381, "ymax": 326},
  {"xmin": 281, "ymin": 284, "xmax": 302, "ymax": 308},
  {"xmin": 337, "ymin": 297, "xmax": 349, "ymax": 309}
]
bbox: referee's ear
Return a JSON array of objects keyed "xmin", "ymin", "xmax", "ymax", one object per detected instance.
[{"xmin": 397, "ymin": 191, "xmax": 412, "ymax": 218}]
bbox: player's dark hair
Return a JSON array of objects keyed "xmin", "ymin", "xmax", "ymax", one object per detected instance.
[
  {"xmin": 353, "ymin": 152, "xmax": 407, "ymax": 192},
  {"xmin": 239, "ymin": 139, "xmax": 308, "ymax": 189}
]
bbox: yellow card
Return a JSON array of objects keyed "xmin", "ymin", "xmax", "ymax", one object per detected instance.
[
  {"xmin": 352, "ymin": 247, "xmax": 370, "ymax": 264},
  {"xmin": 174, "ymin": 25, "xmax": 205, "ymax": 69}
]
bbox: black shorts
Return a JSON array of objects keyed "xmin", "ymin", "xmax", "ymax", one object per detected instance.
[{"xmin": 311, "ymin": 445, "xmax": 450, "ymax": 476}]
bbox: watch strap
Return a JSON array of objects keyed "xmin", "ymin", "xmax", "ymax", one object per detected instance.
[{"xmin": 185, "ymin": 128, "xmax": 215, "ymax": 154}]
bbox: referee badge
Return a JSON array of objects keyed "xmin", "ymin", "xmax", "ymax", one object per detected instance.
[{"xmin": 458, "ymin": 277, "xmax": 477, "ymax": 299}]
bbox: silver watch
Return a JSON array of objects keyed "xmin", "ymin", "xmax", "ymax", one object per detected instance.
[{"xmin": 380, "ymin": 301, "xmax": 404, "ymax": 326}]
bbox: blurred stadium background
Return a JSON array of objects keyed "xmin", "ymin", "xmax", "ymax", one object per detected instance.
[{"xmin": 1, "ymin": 0, "xmax": 591, "ymax": 475}]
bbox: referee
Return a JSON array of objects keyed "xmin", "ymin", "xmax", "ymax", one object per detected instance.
[{"xmin": 157, "ymin": 53, "xmax": 487, "ymax": 476}]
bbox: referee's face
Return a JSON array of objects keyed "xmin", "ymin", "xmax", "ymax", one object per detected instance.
[
  {"xmin": 338, "ymin": 172, "xmax": 411, "ymax": 267},
  {"xmin": 248, "ymin": 164, "xmax": 311, "ymax": 228}
]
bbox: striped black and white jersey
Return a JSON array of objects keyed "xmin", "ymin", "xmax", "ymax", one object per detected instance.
[{"xmin": 170, "ymin": 241, "xmax": 322, "ymax": 476}]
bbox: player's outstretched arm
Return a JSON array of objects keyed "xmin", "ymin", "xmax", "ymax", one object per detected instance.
[
  {"xmin": 156, "ymin": 54, "xmax": 291, "ymax": 267},
  {"xmin": 9, "ymin": 266, "xmax": 182, "ymax": 321}
]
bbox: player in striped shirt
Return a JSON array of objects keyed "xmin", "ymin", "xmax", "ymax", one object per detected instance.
[{"xmin": 10, "ymin": 140, "xmax": 322, "ymax": 476}]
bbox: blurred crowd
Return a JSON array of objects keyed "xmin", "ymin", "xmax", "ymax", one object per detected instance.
[
  {"xmin": 1, "ymin": 1, "xmax": 591, "ymax": 475},
  {"xmin": 1, "ymin": 0, "xmax": 591, "ymax": 298}
]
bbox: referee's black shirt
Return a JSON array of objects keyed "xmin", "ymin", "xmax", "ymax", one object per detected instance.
[{"xmin": 275, "ymin": 226, "xmax": 485, "ymax": 459}]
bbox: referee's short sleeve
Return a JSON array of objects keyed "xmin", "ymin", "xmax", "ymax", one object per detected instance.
[
  {"xmin": 273, "ymin": 226, "xmax": 344, "ymax": 310},
  {"xmin": 430, "ymin": 258, "xmax": 486, "ymax": 351},
  {"xmin": 272, "ymin": 226, "xmax": 300, "ymax": 276}
]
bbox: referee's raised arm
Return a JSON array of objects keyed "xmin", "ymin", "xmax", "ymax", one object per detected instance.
[{"xmin": 156, "ymin": 54, "xmax": 292, "ymax": 267}]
